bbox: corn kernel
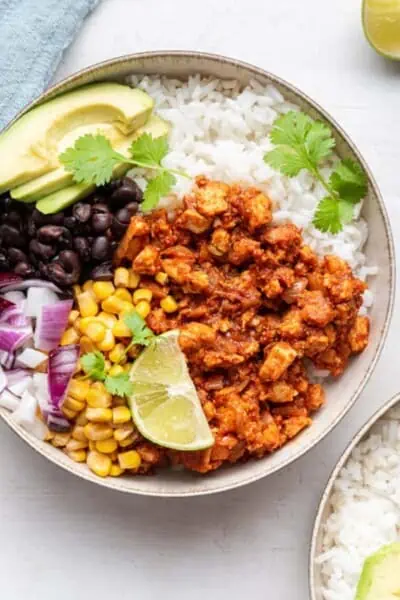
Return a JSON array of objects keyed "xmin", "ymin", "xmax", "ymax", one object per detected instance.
[
  {"xmin": 97, "ymin": 329, "xmax": 115, "ymax": 352},
  {"xmin": 128, "ymin": 271, "xmax": 140, "ymax": 289},
  {"xmin": 95, "ymin": 438, "xmax": 118, "ymax": 454},
  {"xmin": 109, "ymin": 343, "xmax": 127, "ymax": 364},
  {"xmin": 60, "ymin": 327, "xmax": 80, "ymax": 345},
  {"xmin": 115, "ymin": 288, "xmax": 133, "ymax": 303},
  {"xmin": 92, "ymin": 281, "xmax": 115, "ymax": 301},
  {"xmin": 52, "ymin": 432, "xmax": 71, "ymax": 447},
  {"xmin": 86, "ymin": 321, "xmax": 106, "ymax": 343},
  {"xmin": 69, "ymin": 379, "xmax": 90, "ymax": 402},
  {"xmin": 75, "ymin": 412, "xmax": 88, "ymax": 426},
  {"xmin": 135, "ymin": 301, "xmax": 151, "ymax": 319},
  {"xmin": 63, "ymin": 396, "xmax": 85, "ymax": 412},
  {"xmin": 108, "ymin": 364, "xmax": 124, "ymax": 377},
  {"xmin": 86, "ymin": 407, "xmax": 113, "ymax": 423},
  {"xmin": 73, "ymin": 284, "xmax": 82, "ymax": 298},
  {"xmin": 104, "ymin": 359, "xmax": 111, "ymax": 372},
  {"xmin": 110, "ymin": 464, "xmax": 124, "ymax": 477},
  {"xmin": 77, "ymin": 291, "xmax": 98, "ymax": 317},
  {"xmin": 89, "ymin": 440, "xmax": 96, "ymax": 451},
  {"xmin": 155, "ymin": 271, "xmax": 168, "ymax": 285},
  {"xmin": 133, "ymin": 288, "xmax": 153, "ymax": 304},
  {"xmin": 113, "ymin": 423, "xmax": 134, "ymax": 442},
  {"xmin": 112, "ymin": 406, "xmax": 131, "ymax": 425},
  {"xmin": 79, "ymin": 316, "xmax": 96, "ymax": 333},
  {"xmin": 84, "ymin": 423, "xmax": 113, "ymax": 441},
  {"xmin": 101, "ymin": 295, "xmax": 126, "ymax": 314},
  {"xmin": 44, "ymin": 429, "xmax": 54, "ymax": 442},
  {"xmin": 72, "ymin": 425, "xmax": 87, "ymax": 441},
  {"xmin": 68, "ymin": 310, "xmax": 80, "ymax": 326},
  {"xmin": 114, "ymin": 267, "xmax": 130, "ymax": 288},
  {"xmin": 80, "ymin": 336, "xmax": 96, "ymax": 354},
  {"xmin": 109, "ymin": 450, "xmax": 119, "ymax": 462},
  {"xmin": 112, "ymin": 319, "xmax": 131, "ymax": 338},
  {"xmin": 97, "ymin": 312, "xmax": 117, "ymax": 329},
  {"xmin": 68, "ymin": 449, "xmax": 87, "ymax": 463},
  {"xmin": 87, "ymin": 451, "xmax": 112, "ymax": 477},
  {"xmin": 86, "ymin": 383, "xmax": 112, "ymax": 408},
  {"xmin": 62, "ymin": 406, "xmax": 77, "ymax": 420},
  {"xmin": 83, "ymin": 280, "xmax": 94, "ymax": 293},
  {"xmin": 118, "ymin": 433, "xmax": 137, "ymax": 448},
  {"xmin": 160, "ymin": 295, "xmax": 178, "ymax": 313},
  {"xmin": 118, "ymin": 450, "xmax": 141, "ymax": 470},
  {"xmin": 73, "ymin": 317, "xmax": 81, "ymax": 333},
  {"xmin": 66, "ymin": 438, "xmax": 88, "ymax": 452}
]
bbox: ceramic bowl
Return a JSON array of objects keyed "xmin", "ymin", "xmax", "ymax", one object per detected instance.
[
  {"xmin": 309, "ymin": 391, "xmax": 400, "ymax": 599},
  {"xmin": 0, "ymin": 52, "xmax": 395, "ymax": 497}
]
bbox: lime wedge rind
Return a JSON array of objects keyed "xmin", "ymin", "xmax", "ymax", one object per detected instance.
[
  {"xmin": 363, "ymin": 0, "xmax": 400, "ymax": 60},
  {"xmin": 128, "ymin": 330, "xmax": 214, "ymax": 452}
]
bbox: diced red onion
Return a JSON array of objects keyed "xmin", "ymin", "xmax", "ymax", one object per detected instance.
[
  {"xmin": 0, "ymin": 351, "xmax": 15, "ymax": 369},
  {"xmin": 45, "ymin": 345, "xmax": 79, "ymax": 431},
  {"xmin": 12, "ymin": 389, "xmax": 47, "ymax": 439},
  {"xmin": 1, "ymin": 279, "xmax": 63, "ymax": 295},
  {"xmin": 32, "ymin": 372, "xmax": 70, "ymax": 433},
  {"xmin": 0, "ymin": 389, "xmax": 20, "ymax": 411},
  {"xmin": 2, "ymin": 291, "xmax": 25, "ymax": 306},
  {"xmin": 25, "ymin": 287, "xmax": 58, "ymax": 319},
  {"xmin": 0, "ymin": 299, "xmax": 32, "ymax": 358},
  {"xmin": 0, "ymin": 273, "xmax": 23, "ymax": 289},
  {"xmin": 34, "ymin": 299, "xmax": 73, "ymax": 352}
]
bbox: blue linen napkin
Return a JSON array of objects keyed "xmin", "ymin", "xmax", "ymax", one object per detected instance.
[{"xmin": 0, "ymin": 0, "xmax": 100, "ymax": 131}]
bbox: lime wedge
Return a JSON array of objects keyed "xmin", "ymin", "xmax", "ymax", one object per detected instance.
[
  {"xmin": 363, "ymin": 0, "xmax": 400, "ymax": 59},
  {"xmin": 128, "ymin": 330, "xmax": 214, "ymax": 451}
]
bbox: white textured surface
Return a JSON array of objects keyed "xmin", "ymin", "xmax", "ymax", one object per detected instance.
[{"xmin": 1, "ymin": 0, "xmax": 400, "ymax": 598}]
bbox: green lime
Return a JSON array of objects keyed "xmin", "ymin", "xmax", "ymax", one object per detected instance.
[
  {"xmin": 128, "ymin": 330, "xmax": 214, "ymax": 451},
  {"xmin": 363, "ymin": 0, "xmax": 400, "ymax": 59}
]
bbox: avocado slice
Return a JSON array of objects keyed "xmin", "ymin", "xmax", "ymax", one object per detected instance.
[
  {"xmin": 0, "ymin": 82, "xmax": 154, "ymax": 193},
  {"xmin": 36, "ymin": 115, "xmax": 170, "ymax": 215},
  {"xmin": 355, "ymin": 543, "xmax": 400, "ymax": 600}
]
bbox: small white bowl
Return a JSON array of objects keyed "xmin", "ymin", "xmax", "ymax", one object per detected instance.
[{"xmin": 0, "ymin": 51, "xmax": 395, "ymax": 497}]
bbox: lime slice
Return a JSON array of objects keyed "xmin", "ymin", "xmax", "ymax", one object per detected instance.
[
  {"xmin": 363, "ymin": 0, "xmax": 400, "ymax": 59},
  {"xmin": 128, "ymin": 330, "xmax": 214, "ymax": 451}
]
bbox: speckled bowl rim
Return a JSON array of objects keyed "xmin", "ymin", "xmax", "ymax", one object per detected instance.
[
  {"xmin": 0, "ymin": 51, "xmax": 395, "ymax": 497},
  {"xmin": 309, "ymin": 391, "xmax": 400, "ymax": 600}
]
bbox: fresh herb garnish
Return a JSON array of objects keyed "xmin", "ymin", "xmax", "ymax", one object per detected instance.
[
  {"xmin": 264, "ymin": 111, "xmax": 368, "ymax": 233},
  {"xmin": 80, "ymin": 350, "xmax": 134, "ymax": 397},
  {"xmin": 79, "ymin": 313, "xmax": 155, "ymax": 396},
  {"xmin": 60, "ymin": 132, "xmax": 190, "ymax": 212}
]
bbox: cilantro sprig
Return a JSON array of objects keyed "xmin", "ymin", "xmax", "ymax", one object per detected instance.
[
  {"xmin": 80, "ymin": 313, "xmax": 155, "ymax": 397},
  {"xmin": 60, "ymin": 132, "xmax": 190, "ymax": 212},
  {"xmin": 264, "ymin": 111, "xmax": 368, "ymax": 233}
]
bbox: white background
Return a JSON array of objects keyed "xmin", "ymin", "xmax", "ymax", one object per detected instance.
[{"xmin": 1, "ymin": 0, "xmax": 400, "ymax": 598}]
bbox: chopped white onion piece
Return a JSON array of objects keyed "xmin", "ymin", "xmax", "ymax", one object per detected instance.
[
  {"xmin": 16, "ymin": 348, "xmax": 48, "ymax": 369},
  {"xmin": 3, "ymin": 291, "xmax": 25, "ymax": 308},
  {"xmin": 8, "ymin": 377, "xmax": 31, "ymax": 398},
  {"xmin": 0, "ymin": 389, "xmax": 20, "ymax": 411},
  {"xmin": 12, "ymin": 389, "xmax": 37, "ymax": 427},
  {"xmin": 25, "ymin": 287, "xmax": 58, "ymax": 319}
]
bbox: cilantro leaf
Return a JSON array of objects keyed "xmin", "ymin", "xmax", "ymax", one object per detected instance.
[
  {"xmin": 124, "ymin": 312, "xmax": 155, "ymax": 346},
  {"xmin": 60, "ymin": 134, "xmax": 124, "ymax": 186},
  {"xmin": 130, "ymin": 133, "xmax": 169, "ymax": 167},
  {"xmin": 80, "ymin": 351, "xmax": 106, "ymax": 381},
  {"xmin": 141, "ymin": 172, "xmax": 176, "ymax": 212},
  {"xmin": 312, "ymin": 197, "xmax": 351, "ymax": 234},
  {"xmin": 105, "ymin": 373, "xmax": 134, "ymax": 397},
  {"xmin": 329, "ymin": 159, "xmax": 368, "ymax": 203},
  {"xmin": 265, "ymin": 111, "xmax": 335, "ymax": 177}
]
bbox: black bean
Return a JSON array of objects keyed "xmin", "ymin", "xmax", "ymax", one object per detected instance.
[
  {"xmin": 73, "ymin": 237, "xmax": 91, "ymax": 262},
  {"xmin": 64, "ymin": 216, "xmax": 77, "ymax": 230},
  {"xmin": 7, "ymin": 211, "xmax": 22, "ymax": 226},
  {"xmin": 37, "ymin": 225, "xmax": 71, "ymax": 247},
  {"xmin": 116, "ymin": 208, "xmax": 132, "ymax": 224},
  {"xmin": 91, "ymin": 236, "xmax": 110, "ymax": 261},
  {"xmin": 45, "ymin": 212, "xmax": 65, "ymax": 225},
  {"xmin": 0, "ymin": 224, "xmax": 24, "ymax": 248},
  {"xmin": 8, "ymin": 248, "xmax": 28, "ymax": 265},
  {"xmin": 32, "ymin": 209, "xmax": 47, "ymax": 225},
  {"xmin": 92, "ymin": 212, "xmax": 112, "ymax": 233},
  {"xmin": 126, "ymin": 201, "xmax": 139, "ymax": 215},
  {"xmin": 111, "ymin": 217, "xmax": 128, "ymax": 238},
  {"xmin": 90, "ymin": 261, "xmax": 113, "ymax": 281},
  {"xmin": 14, "ymin": 261, "xmax": 35, "ymax": 277},
  {"xmin": 46, "ymin": 251, "xmax": 81, "ymax": 287},
  {"xmin": 27, "ymin": 220, "xmax": 37, "ymax": 237},
  {"xmin": 92, "ymin": 203, "xmax": 110, "ymax": 216},
  {"xmin": 73, "ymin": 202, "xmax": 92, "ymax": 223},
  {"xmin": 0, "ymin": 252, "xmax": 10, "ymax": 270},
  {"xmin": 29, "ymin": 239, "xmax": 57, "ymax": 260}
]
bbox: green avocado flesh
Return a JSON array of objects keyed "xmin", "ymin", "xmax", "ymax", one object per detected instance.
[
  {"xmin": 356, "ymin": 543, "xmax": 400, "ymax": 600},
  {"xmin": 0, "ymin": 82, "xmax": 154, "ymax": 193},
  {"xmin": 36, "ymin": 115, "xmax": 170, "ymax": 214}
]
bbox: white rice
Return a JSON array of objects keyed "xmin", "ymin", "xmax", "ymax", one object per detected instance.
[
  {"xmin": 317, "ymin": 408, "xmax": 400, "ymax": 600},
  {"xmin": 127, "ymin": 74, "xmax": 374, "ymax": 282}
]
